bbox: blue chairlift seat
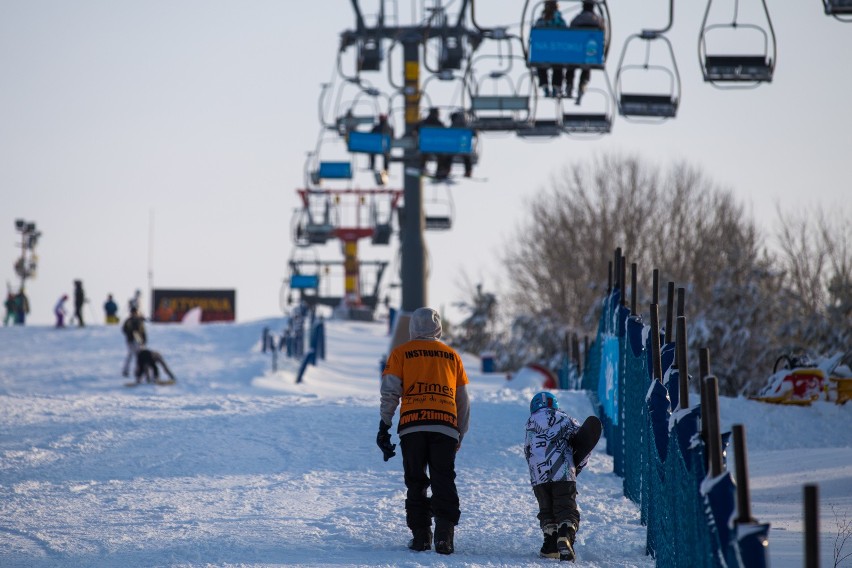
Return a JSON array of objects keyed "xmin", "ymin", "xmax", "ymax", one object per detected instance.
[
  {"xmin": 347, "ymin": 131, "xmax": 391, "ymax": 154},
  {"xmin": 619, "ymin": 94, "xmax": 678, "ymax": 118},
  {"xmin": 703, "ymin": 55, "xmax": 773, "ymax": 82},
  {"xmin": 290, "ymin": 274, "xmax": 319, "ymax": 290},
  {"xmin": 529, "ymin": 28, "xmax": 605, "ymax": 67},
  {"xmin": 317, "ymin": 161, "xmax": 353, "ymax": 180},
  {"xmin": 562, "ymin": 112, "xmax": 611, "ymax": 134},
  {"xmin": 419, "ymin": 127, "xmax": 474, "ymax": 155}
]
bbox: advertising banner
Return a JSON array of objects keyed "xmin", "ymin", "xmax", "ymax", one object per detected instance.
[{"xmin": 152, "ymin": 289, "xmax": 236, "ymax": 323}]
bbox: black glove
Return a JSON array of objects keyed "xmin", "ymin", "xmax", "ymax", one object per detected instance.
[{"xmin": 376, "ymin": 420, "xmax": 397, "ymax": 461}]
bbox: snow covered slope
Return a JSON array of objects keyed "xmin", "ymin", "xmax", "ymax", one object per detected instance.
[{"xmin": 0, "ymin": 318, "xmax": 849, "ymax": 567}]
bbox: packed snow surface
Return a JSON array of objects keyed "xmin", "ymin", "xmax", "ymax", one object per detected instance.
[{"xmin": 1, "ymin": 318, "xmax": 850, "ymax": 567}]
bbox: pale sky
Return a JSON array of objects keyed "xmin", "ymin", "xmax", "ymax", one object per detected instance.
[{"xmin": 1, "ymin": 1, "xmax": 849, "ymax": 326}]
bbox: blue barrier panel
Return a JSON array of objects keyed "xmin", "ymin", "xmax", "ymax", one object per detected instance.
[
  {"xmin": 419, "ymin": 127, "xmax": 474, "ymax": 154},
  {"xmin": 529, "ymin": 28, "xmax": 605, "ymax": 66},
  {"xmin": 347, "ymin": 131, "xmax": 391, "ymax": 154},
  {"xmin": 728, "ymin": 522, "xmax": 770, "ymax": 568},
  {"xmin": 290, "ymin": 274, "xmax": 319, "ymax": 289},
  {"xmin": 704, "ymin": 471, "xmax": 737, "ymax": 561},
  {"xmin": 295, "ymin": 350, "xmax": 317, "ymax": 384},
  {"xmin": 318, "ymin": 161, "xmax": 352, "ymax": 179}
]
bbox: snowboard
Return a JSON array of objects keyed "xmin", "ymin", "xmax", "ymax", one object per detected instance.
[
  {"xmin": 572, "ymin": 415, "xmax": 602, "ymax": 470},
  {"xmin": 124, "ymin": 379, "xmax": 176, "ymax": 387}
]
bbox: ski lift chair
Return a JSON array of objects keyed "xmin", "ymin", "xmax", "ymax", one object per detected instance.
[
  {"xmin": 358, "ymin": 36, "xmax": 383, "ymax": 72},
  {"xmin": 824, "ymin": 0, "xmax": 852, "ymax": 17},
  {"xmin": 468, "ymin": 47, "xmax": 535, "ymax": 132},
  {"xmin": 699, "ymin": 0, "xmax": 776, "ymax": 85},
  {"xmin": 616, "ymin": 33, "xmax": 681, "ymax": 119},
  {"xmin": 562, "ymin": 75, "xmax": 615, "ymax": 135}
]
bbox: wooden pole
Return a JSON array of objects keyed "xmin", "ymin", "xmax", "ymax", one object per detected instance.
[
  {"xmin": 699, "ymin": 348, "xmax": 711, "ymax": 468},
  {"xmin": 614, "ymin": 248, "xmax": 622, "ymax": 291},
  {"xmin": 665, "ymin": 282, "xmax": 675, "ymax": 344},
  {"xmin": 650, "ymin": 304, "xmax": 663, "ymax": 382},
  {"xmin": 676, "ymin": 286, "xmax": 685, "ymax": 318},
  {"xmin": 652, "ymin": 268, "xmax": 659, "ymax": 305},
  {"xmin": 630, "ymin": 262, "xmax": 638, "ymax": 314},
  {"xmin": 572, "ymin": 334, "xmax": 581, "ymax": 375},
  {"xmin": 804, "ymin": 484, "xmax": 820, "ymax": 568},
  {"xmin": 621, "ymin": 255, "xmax": 628, "ymax": 307},
  {"xmin": 607, "ymin": 261, "xmax": 613, "ymax": 295},
  {"xmin": 732, "ymin": 425, "xmax": 755, "ymax": 523},
  {"xmin": 705, "ymin": 376, "xmax": 723, "ymax": 477},
  {"xmin": 676, "ymin": 316, "xmax": 689, "ymax": 408}
]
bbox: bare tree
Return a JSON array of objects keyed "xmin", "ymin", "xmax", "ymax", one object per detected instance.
[{"xmin": 502, "ymin": 153, "xmax": 778, "ymax": 394}]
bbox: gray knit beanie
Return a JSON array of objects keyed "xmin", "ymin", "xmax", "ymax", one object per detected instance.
[{"xmin": 409, "ymin": 307, "xmax": 442, "ymax": 340}]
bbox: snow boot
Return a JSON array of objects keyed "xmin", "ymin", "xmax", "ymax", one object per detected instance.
[
  {"xmin": 408, "ymin": 527, "xmax": 432, "ymax": 551},
  {"xmin": 540, "ymin": 524, "xmax": 559, "ymax": 559},
  {"xmin": 557, "ymin": 523, "xmax": 576, "ymax": 562},
  {"xmin": 434, "ymin": 518, "xmax": 455, "ymax": 555}
]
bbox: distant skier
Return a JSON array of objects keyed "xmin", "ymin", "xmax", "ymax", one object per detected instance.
[
  {"xmin": 72, "ymin": 280, "xmax": 86, "ymax": 327},
  {"xmin": 12, "ymin": 288, "xmax": 29, "ymax": 325},
  {"xmin": 121, "ymin": 307, "xmax": 147, "ymax": 377},
  {"xmin": 524, "ymin": 392, "xmax": 596, "ymax": 562},
  {"xmin": 128, "ymin": 289, "xmax": 142, "ymax": 314},
  {"xmin": 104, "ymin": 294, "xmax": 119, "ymax": 324},
  {"xmin": 378, "ymin": 307, "xmax": 470, "ymax": 555},
  {"xmin": 54, "ymin": 294, "xmax": 68, "ymax": 328},
  {"xmin": 5, "ymin": 291, "xmax": 17, "ymax": 326},
  {"xmin": 134, "ymin": 348, "xmax": 176, "ymax": 384}
]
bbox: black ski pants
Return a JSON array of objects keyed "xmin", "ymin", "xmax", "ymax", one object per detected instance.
[
  {"xmin": 400, "ymin": 431, "xmax": 460, "ymax": 530},
  {"xmin": 533, "ymin": 480, "xmax": 579, "ymax": 531}
]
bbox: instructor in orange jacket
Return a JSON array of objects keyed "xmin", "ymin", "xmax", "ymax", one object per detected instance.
[{"xmin": 377, "ymin": 307, "xmax": 470, "ymax": 555}]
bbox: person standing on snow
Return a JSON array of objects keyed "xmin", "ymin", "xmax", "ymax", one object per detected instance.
[
  {"xmin": 104, "ymin": 294, "xmax": 119, "ymax": 324},
  {"xmin": 523, "ymin": 392, "xmax": 587, "ymax": 561},
  {"xmin": 54, "ymin": 294, "xmax": 68, "ymax": 328},
  {"xmin": 4, "ymin": 291, "xmax": 16, "ymax": 326},
  {"xmin": 128, "ymin": 289, "xmax": 142, "ymax": 314},
  {"xmin": 72, "ymin": 280, "xmax": 86, "ymax": 327},
  {"xmin": 378, "ymin": 307, "xmax": 470, "ymax": 555},
  {"xmin": 121, "ymin": 307, "xmax": 147, "ymax": 377}
]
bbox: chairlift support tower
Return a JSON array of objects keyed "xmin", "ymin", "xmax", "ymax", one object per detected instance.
[{"xmin": 340, "ymin": 0, "xmax": 482, "ymax": 312}]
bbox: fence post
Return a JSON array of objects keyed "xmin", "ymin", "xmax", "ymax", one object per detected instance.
[
  {"xmin": 652, "ymin": 268, "xmax": 659, "ymax": 305},
  {"xmin": 699, "ymin": 348, "xmax": 711, "ymax": 468},
  {"xmin": 621, "ymin": 255, "xmax": 628, "ymax": 307},
  {"xmin": 665, "ymin": 282, "xmax": 675, "ymax": 344},
  {"xmin": 614, "ymin": 247, "xmax": 622, "ymax": 293},
  {"xmin": 733, "ymin": 424, "xmax": 755, "ymax": 523},
  {"xmin": 572, "ymin": 334, "xmax": 582, "ymax": 377},
  {"xmin": 608, "ymin": 261, "xmax": 613, "ymax": 295},
  {"xmin": 676, "ymin": 286, "xmax": 685, "ymax": 318},
  {"xmin": 804, "ymin": 484, "xmax": 820, "ymax": 568},
  {"xmin": 705, "ymin": 375, "xmax": 723, "ymax": 477},
  {"xmin": 630, "ymin": 262, "xmax": 637, "ymax": 314},
  {"xmin": 650, "ymin": 304, "xmax": 663, "ymax": 382},
  {"xmin": 676, "ymin": 316, "xmax": 689, "ymax": 409}
]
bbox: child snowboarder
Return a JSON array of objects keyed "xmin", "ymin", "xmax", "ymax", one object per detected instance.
[{"xmin": 524, "ymin": 391, "xmax": 599, "ymax": 562}]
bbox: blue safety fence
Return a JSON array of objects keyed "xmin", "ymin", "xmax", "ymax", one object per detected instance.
[
  {"xmin": 261, "ymin": 309, "xmax": 326, "ymax": 383},
  {"xmin": 580, "ymin": 289, "xmax": 770, "ymax": 568}
]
